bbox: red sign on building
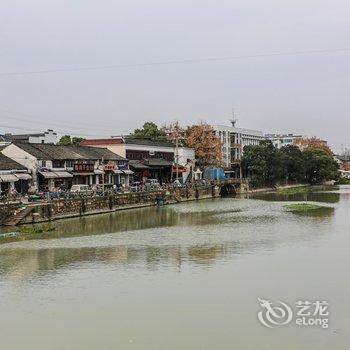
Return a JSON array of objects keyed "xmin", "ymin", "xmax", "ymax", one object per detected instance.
[{"xmin": 73, "ymin": 163, "xmax": 95, "ymax": 173}]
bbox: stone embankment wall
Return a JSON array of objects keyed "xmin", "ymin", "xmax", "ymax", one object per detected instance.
[
  {"xmin": 0, "ymin": 203, "xmax": 19, "ymax": 225},
  {"xmin": 1, "ymin": 185, "xmax": 219, "ymax": 225}
]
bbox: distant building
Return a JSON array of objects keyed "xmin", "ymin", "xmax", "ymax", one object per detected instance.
[
  {"xmin": 212, "ymin": 123, "xmax": 265, "ymax": 177},
  {"xmin": 81, "ymin": 137, "xmax": 196, "ymax": 183},
  {"xmin": 0, "ymin": 129, "xmax": 58, "ymax": 145},
  {"xmin": 265, "ymin": 134, "xmax": 304, "ymax": 149}
]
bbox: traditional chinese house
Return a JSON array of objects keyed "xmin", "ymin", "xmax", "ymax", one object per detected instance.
[{"xmin": 1, "ymin": 143, "xmax": 131, "ymax": 191}]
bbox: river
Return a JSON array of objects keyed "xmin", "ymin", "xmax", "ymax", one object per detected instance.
[{"xmin": 0, "ymin": 186, "xmax": 349, "ymax": 349}]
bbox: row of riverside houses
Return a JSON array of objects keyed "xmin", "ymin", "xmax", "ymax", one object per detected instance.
[
  {"xmin": 0, "ymin": 121, "xmax": 333, "ymax": 196},
  {"xmin": 0, "ymin": 142, "xmax": 131, "ymax": 195},
  {"xmin": 81, "ymin": 137, "xmax": 196, "ymax": 184}
]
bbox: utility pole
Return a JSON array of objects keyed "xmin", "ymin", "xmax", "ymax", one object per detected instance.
[
  {"xmin": 165, "ymin": 121, "xmax": 184, "ymax": 183},
  {"xmin": 101, "ymin": 157, "xmax": 105, "ymax": 195},
  {"xmin": 175, "ymin": 137, "xmax": 179, "ymax": 180}
]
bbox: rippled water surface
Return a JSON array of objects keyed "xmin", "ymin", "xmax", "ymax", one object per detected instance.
[{"xmin": 0, "ymin": 186, "xmax": 349, "ymax": 349}]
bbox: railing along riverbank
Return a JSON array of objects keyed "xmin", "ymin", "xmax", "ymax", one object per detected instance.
[{"xmin": 0, "ymin": 185, "xmax": 219, "ymax": 226}]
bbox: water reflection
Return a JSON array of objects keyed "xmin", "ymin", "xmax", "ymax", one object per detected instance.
[
  {"xmin": 248, "ymin": 191, "xmax": 340, "ymax": 203},
  {"xmin": 0, "ymin": 187, "xmax": 345, "ymax": 282}
]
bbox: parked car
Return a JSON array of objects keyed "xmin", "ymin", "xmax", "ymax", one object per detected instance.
[
  {"xmin": 70, "ymin": 184, "xmax": 94, "ymax": 196},
  {"xmin": 145, "ymin": 179, "xmax": 161, "ymax": 191}
]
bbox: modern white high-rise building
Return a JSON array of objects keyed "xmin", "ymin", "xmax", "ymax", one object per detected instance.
[{"xmin": 212, "ymin": 122, "xmax": 265, "ymax": 173}]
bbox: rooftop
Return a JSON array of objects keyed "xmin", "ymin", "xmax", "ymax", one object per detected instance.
[
  {"xmin": 12, "ymin": 143, "xmax": 127, "ymax": 161},
  {"xmin": 82, "ymin": 137, "xmax": 175, "ymax": 148},
  {"xmin": 212, "ymin": 124, "xmax": 264, "ymax": 137},
  {"xmin": 0, "ymin": 153, "xmax": 26, "ymax": 171}
]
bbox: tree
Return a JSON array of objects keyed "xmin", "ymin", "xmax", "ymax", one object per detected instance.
[
  {"xmin": 186, "ymin": 123, "xmax": 222, "ymax": 166},
  {"xmin": 241, "ymin": 140, "xmax": 283, "ymax": 187},
  {"xmin": 163, "ymin": 121, "xmax": 186, "ymax": 146},
  {"xmin": 58, "ymin": 135, "xmax": 72, "ymax": 146},
  {"xmin": 130, "ymin": 122, "xmax": 166, "ymax": 141},
  {"xmin": 294, "ymin": 137, "xmax": 333, "ymax": 156},
  {"xmin": 72, "ymin": 137, "xmax": 84, "ymax": 146},
  {"xmin": 280, "ymin": 145, "xmax": 305, "ymax": 182},
  {"xmin": 302, "ymin": 149, "xmax": 339, "ymax": 184},
  {"xmin": 58, "ymin": 135, "xmax": 85, "ymax": 146}
]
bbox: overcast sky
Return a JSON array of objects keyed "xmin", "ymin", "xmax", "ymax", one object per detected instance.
[{"xmin": 0, "ymin": 0, "xmax": 349, "ymax": 151}]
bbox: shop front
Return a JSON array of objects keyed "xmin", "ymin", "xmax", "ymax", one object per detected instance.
[
  {"xmin": 0, "ymin": 174, "xmax": 18, "ymax": 196},
  {"xmin": 38, "ymin": 169, "xmax": 73, "ymax": 191},
  {"xmin": 72, "ymin": 163, "xmax": 95, "ymax": 186}
]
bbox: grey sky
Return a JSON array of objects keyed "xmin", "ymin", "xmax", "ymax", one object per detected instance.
[{"xmin": 0, "ymin": 0, "xmax": 349, "ymax": 151}]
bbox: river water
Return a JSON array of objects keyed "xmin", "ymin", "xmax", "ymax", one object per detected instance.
[{"xmin": 0, "ymin": 186, "xmax": 349, "ymax": 350}]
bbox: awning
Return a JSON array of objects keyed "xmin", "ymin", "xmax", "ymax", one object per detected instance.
[
  {"xmin": 15, "ymin": 173, "xmax": 32, "ymax": 180},
  {"xmin": 122, "ymin": 169, "xmax": 134, "ymax": 175},
  {"xmin": 39, "ymin": 171, "xmax": 60, "ymax": 179},
  {"xmin": 0, "ymin": 174, "xmax": 19, "ymax": 182},
  {"xmin": 94, "ymin": 169, "xmax": 104, "ymax": 175},
  {"xmin": 73, "ymin": 173, "xmax": 94, "ymax": 176},
  {"xmin": 113, "ymin": 169, "xmax": 123, "ymax": 174},
  {"xmin": 53, "ymin": 171, "xmax": 73, "ymax": 178},
  {"xmin": 39, "ymin": 170, "xmax": 73, "ymax": 178}
]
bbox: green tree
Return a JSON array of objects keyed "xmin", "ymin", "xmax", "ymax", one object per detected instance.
[
  {"xmin": 72, "ymin": 137, "xmax": 84, "ymax": 146},
  {"xmin": 280, "ymin": 145, "xmax": 305, "ymax": 183},
  {"xmin": 302, "ymin": 149, "xmax": 339, "ymax": 184},
  {"xmin": 130, "ymin": 122, "xmax": 166, "ymax": 141},
  {"xmin": 58, "ymin": 135, "xmax": 85, "ymax": 146},
  {"xmin": 242, "ymin": 140, "xmax": 283, "ymax": 187},
  {"xmin": 58, "ymin": 135, "xmax": 72, "ymax": 146}
]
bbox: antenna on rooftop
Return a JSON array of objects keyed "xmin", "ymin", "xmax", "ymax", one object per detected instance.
[{"xmin": 230, "ymin": 107, "xmax": 237, "ymax": 127}]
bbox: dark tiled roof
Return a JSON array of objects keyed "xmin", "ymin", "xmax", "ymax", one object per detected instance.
[
  {"xmin": 14, "ymin": 143, "xmax": 127, "ymax": 161},
  {"xmin": 0, "ymin": 153, "xmax": 26, "ymax": 170},
  {"xmin": 81, "ymin": 138, "xmax": 124, "ymax": 146},
  {"xmin": 125, "ymin": 138, "xmax": 174, "ymax": 148}
]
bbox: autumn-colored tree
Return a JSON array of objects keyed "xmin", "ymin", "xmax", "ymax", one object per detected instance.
[
  {"xmin": 294, "ymin": 137, "xmax": 332, "ymax": 155},
  {"xmin": 163, "ymin": 121, "xmax": 186, "ymax": 146},
  {"xmin": 186, "ymin": 123, "xmax": 223, "ymax": 166}
]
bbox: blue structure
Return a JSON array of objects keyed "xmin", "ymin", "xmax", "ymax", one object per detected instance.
[{"xmin": 203, "ymin": 167, "xmax": 226, "ymax": 181}]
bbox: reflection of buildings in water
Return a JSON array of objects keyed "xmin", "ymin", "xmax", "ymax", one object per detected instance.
[
  {"xmin": 106, "ymin": 246, "xmax": 128, "ymax": 262},
  {"xmin": 0, "ymin": 243, "xmax": 228, "ymax": 281},
  {"xmin": 188, "ymin": 245, "xmax": 225, "ymax": 263}
]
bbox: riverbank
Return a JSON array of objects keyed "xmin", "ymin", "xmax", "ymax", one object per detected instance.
[{"xmin": 0, "ymin": 185, "xmax": 220, "ymax": 226}]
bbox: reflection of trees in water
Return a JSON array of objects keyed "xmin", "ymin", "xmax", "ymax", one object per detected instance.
[
  {"xmin": 250, "ymin": 191, "xmax": 340, "ymax": 203},
  {"xmin": 0, "ymin": 206, "xmax": 229, "ymax": 244}
]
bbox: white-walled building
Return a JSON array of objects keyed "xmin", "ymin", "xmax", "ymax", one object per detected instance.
[
  {"xmin": 265, "ymin": 133, "xmax": 304, "ymax": 149},
  {"xmin": 81, "ymin": 137, "xmax": 196, "ymax": 183},
  {"xmin": 212, "ymin": 124, "xmax": 265, "ymax": 169},
  {"xmin": 0, "ymin": 129, "xmax": 58, "ymax": 145}
]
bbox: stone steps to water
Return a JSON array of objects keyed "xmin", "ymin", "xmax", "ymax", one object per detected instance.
[{"xmin": 3, "ymin": 206, "xmax": 34, "ymax": 226}]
